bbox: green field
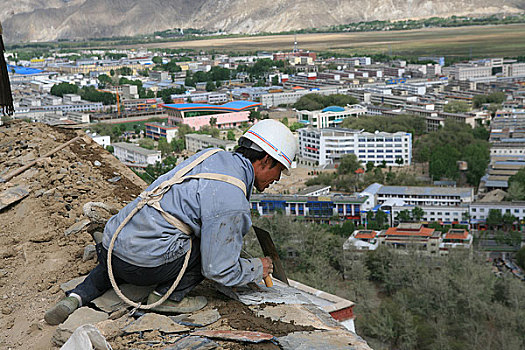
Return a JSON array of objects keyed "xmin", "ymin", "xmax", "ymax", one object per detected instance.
[{"xmin": 129, "ymin": 24, "xmax": 525, "ymax": 58}]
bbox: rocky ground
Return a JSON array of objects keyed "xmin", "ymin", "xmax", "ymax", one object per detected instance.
[{"xmin": 0, "ymin": 121, "xmax": 371, "ymax": 349}]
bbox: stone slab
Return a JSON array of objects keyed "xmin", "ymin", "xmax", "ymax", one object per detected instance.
[
  {"xmin": 53, "ymin": 307, "xmax": 108, "ymax": 346},
  {"xmin": 60, "ymin": 276, "xmax": 87, "ymax": 293},
  {"xmin": 250, "ymin": 304, "xmax": 337, "ymax": 331},
  {"xmin": 164, "ymin": 336, "xmax": 217, "ymax": 350},
  {"xmin": 277, "ymin": 330, "xmax": 372, "ymax": 350},
  {"xmin": 64, "ymin": 219, "xmax": 90, "ymax": 236},
  {"xmin": 123, "ymin": 313, "xmax": 189, "ymax": 334},
  {"xmin": 170, "ymin": 309, "xmax": 220, "ymax": 327},
  {"xmin": 191, "ymin": 330, "xmax": 274, "ymax": 343},
  {"xmin": 92, "ymin": 284, "xmax": 155, "ymax": 313},
  {"xmin": 0, "ymin": 185, "xmax": 30, "ymax": 211}
]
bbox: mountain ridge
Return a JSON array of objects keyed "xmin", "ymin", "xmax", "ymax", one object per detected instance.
[{"xmin": 2, "ymin": 0, "xmax": 525, "ymax": 43}]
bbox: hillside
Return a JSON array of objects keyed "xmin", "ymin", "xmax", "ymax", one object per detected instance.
[{"xmin": 1, "ymin": 0, "xmax": 524, "ymax": 43}]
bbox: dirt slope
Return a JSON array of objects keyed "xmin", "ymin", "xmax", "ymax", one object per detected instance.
[{"xmin": 0, "ymin": 121, "xmax": 145, "ymax": 349}]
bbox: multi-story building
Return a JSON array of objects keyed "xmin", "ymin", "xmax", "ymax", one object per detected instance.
[
  {"xmin": 184, "ymin": 134, "xmax": 236, "ymax": 153},
  {"xmin": 85, "ymin": 131, "xmax": 111, "ymax": 148},
  {"xmin": 469, "ymin": 201, "xmax": 525, "ymax": 230},
  {"xmin": 260, "ymin": 87, "xmax": 348, "ymax": 107},
  {"xmin": 390, "ymin": 204, "xmax": 470, "ymax": 226},
  {"xmin": 446, "ymin": 63, "xmax": 492, "ymax": 80},
  {"xmin": 122, "ymin": 98, "xmax": 163, "ymax": 115},
  {"xmin": 144, "ymin": 122, "xmax": 178, "ymax": 143},
  {"xmin": 250, "ymin": 193, "xmax": 366, "ymax": 224},
  {"xmin": 344, "ymin": 224, "xmax": 473, "ymax": 257},
  {"xmin": 298, "ymin": 128, "xmax": 412, "ymax": 167},
  {"xmin": 170, "ymin": 92, "xmax": 229, "ymax": 104},
  {"xmin": 112, "ymin": 142, "xmax": 161, "ymax": 165},
  {"xmin": 164, "ymin": 101, "xmax": 260, "ymax": 131},
  {"xmin": 361, "ymin": 183, "xmax": 475, "ymax": 209},
  {"xmin": 295, "ymin": 105, "xmax": 367, "ymax": 129}
]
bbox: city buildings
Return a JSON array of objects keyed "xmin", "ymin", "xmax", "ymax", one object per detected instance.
[
  {"xmin": 298, "ymin": 128, "xmax": 412, "ymax": 167},
  {"xmin": 295, "ymin": 105, "xmax": 367, "ymax": 128},
  {"xmin": 144, "ymin": 122, "xmax": 179, "ymax": 143},
  {"xmin": 164, "ymin": 101, "xmax": 260, "ymax": 130},
  {"xmin": 185, "ymin": 133, "xmax": 237, "ymax": 153},
  {"xmin": 112, "ymin": 142, "xmax": 161, "ymax": 165},
  {"xmin": 344, "ymin": 224, "xmax": 473, "ymax": 257},
  {"xmin": 250, "ymin": 193, "xmax": 366, "ymax": 224}
]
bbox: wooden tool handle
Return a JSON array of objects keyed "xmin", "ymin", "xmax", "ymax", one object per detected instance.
[{"xmin": 263, "ymin": 275, "xmax": 273, "ymax": 287}]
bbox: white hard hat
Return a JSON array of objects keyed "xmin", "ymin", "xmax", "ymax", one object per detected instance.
[{"xmin": 241, "ymin": 119, "xmax": 297, "ymax": 175}]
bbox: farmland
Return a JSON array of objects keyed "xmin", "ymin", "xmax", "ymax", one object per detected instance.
[{"xmin": 129, "ymin": 24, "xmax": 525, "ymax": 58}]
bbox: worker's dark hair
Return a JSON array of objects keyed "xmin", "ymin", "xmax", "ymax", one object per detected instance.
[{"xmin": 236, "ymin": 139, "xmax": 279, "ymax": 168}]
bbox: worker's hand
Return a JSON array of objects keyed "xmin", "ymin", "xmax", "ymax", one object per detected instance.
[{"xmin": 260, "ymin": 256, "xmax": 273, "ymax": 278}]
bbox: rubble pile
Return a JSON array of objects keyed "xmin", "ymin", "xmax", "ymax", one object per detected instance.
[{"xmin": 0, "ymin": 121, "xmax": 371, "ymax": 349}]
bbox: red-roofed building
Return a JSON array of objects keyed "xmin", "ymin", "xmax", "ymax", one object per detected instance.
[
  {"xmin": 345, "ymin": 224, "xmax": 473, "ymax": 258},
  {"xmin": 377, "ymin": 223, "xmax": 441, "ymax": 254}
]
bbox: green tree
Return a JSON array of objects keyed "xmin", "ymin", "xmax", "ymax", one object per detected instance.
[
  {"xmin": 152, "ymin": 56, "xmax": 163, "ymax": 64},
  {"xmin": 508, "ymin": 168, "xmax": 525, "ymax": 200},
  {"xmin": 337, "ymin": 154, "xmax": 361, "ymax": 175},
  {"xmin": 516, "ymin": 246, "xmax": 525, "ymax": 270},
  {"xmin": 444, "ymin": 100, "xmax": 470, "ymax": 113},
  {"xmin": 50, "ymin": 82, "xmax": 78, "ymax": 97},
  {"xmin": 396, "ymin": 210, "xmax": 412, "ymax": 223},
  {"xmin": 138, "ymin": 138, "xmax": 155, "ymax": 150},
  {"xmin": 429, "ymin": 144, "xmax": 460, "ymax": 180},
  {"xmin": 157, "ymin": 137, "xmax": 172, "ymax": 156},
  {"xmin": 411, "ymin": 207, "xmax": 424, "ymax": 222},
  {"xmin": 97, "ymin": 74, "xmax": 113, "ymax": 88},
  {"xmin": 205, "ymin": 80, "xmax": 216, "ymax": 92},
  {"xmin": 227, "ymin": 130, "xmax": 236, "ymax": 141},
  {"xmin": 486, "ymin": 209, "xmax": 503, "ymax": 229},
  {"xmin": 462, "ymin": 141, "xmax": 490, "ymax": 186}
]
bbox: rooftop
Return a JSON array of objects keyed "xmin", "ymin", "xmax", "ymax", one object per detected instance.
[
  {"xmin": 112, "ymin": 142, "xmax": 161, "ymax": 156},
  {"xmin": 163, "ymin": 100, "xmax": 261, "ymax": 112}
]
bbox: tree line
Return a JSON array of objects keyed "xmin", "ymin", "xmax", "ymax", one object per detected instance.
[{"xmin": 245, "ymin": 214, "xmax": 525, "ymax": 350}]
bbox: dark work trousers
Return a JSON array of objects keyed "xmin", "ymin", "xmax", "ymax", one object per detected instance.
[{"xmin": 69, "ymin": 238, "xmax": 204, "ymax": 304}]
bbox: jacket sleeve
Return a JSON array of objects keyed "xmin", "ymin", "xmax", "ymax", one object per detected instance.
[{"xmin": 199, "ymin": 209, "xmax": 263, "ymax": 287}]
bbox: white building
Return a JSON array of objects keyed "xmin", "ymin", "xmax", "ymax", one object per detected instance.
[
  {"xmin": 469, "ymin": 201, "xmax": 525, "ymax": 225},
  {"xmin": 390, "ymin": 204, "xmax": 470, "ymax": 225},
  {"xmin": 112, "ymin": 142, "xmax": 161, "ymax": 165},
  {"xmin": 295, "ymin": 105, "xmax": 367, "ymax": 129},
  {"xmin": 298, "ymin": 128, "xmax": 412, "ymax": 167},
  {"xmin": 85, "ymin": 131, "xmax": 111, "ymax": 148},
  {"xmin": 185, "ymin": 134, "xmax": 237, "ymax": 153},
  {"xmin": 361, "ymin": 183, "xmax": 475, "ymax": 209}
]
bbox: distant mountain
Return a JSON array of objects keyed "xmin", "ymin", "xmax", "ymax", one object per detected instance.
[{"xmin": 2, "ymin": 0, "xmax": 525, "ymax": 43}]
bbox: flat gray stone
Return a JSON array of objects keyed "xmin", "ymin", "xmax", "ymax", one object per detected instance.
[
  {"xmin": 277, "ymin": 330, "xmax": 372, "ymax": 350},
  {"xmin": 52, "ymin": 307, "xmax": 108, "ymax": 346},
  {"xmin": 123, "ymin": 313, "xmax": 189, "ymax": 334},
  {"xmin": 60, "ymin": 276, "xmax": 87, "ymax": 293},
  {"xmin": 82, "ymin": 245, "xmax": 96, "ymax": 262},
  {"xmin": 170, "ymin": 309, "xmax": 220, "ymax": 327},
  {"xmin": 164, "ymin": 336, "xmax": 217, "ymax": 349},
  {"xmin": 64, "ymin": 219, "xmax": 91, "ymax": 236},
  {"xmin": 251, "ymin": 304, "xmax": 337, "ymax": 330},
  {"xmin": 92, "ymin": 284, "xmax": 154, "ymax": 313}
]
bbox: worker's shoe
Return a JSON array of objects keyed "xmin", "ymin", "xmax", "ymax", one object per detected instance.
[
  {"xmin": 44, "ymin": 296, "xmax": 80, "ymax": 325},
  {"xmin": 147, "ymin": 291, "xmax": 207, "ymax": 314}
]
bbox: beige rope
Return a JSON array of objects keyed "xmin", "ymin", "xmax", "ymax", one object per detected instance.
[
  {"xmin": 106, "ymin": 199, "xmax": 193, "ymax": 310},
  {"xmin": 106, "ymin": 149, "xmax": 228, "ymax": 310}
]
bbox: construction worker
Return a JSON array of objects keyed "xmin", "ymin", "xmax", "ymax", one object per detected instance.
[{"xmin": 45, "ymin": 119, "xmax": 297, "ymax": 325}]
